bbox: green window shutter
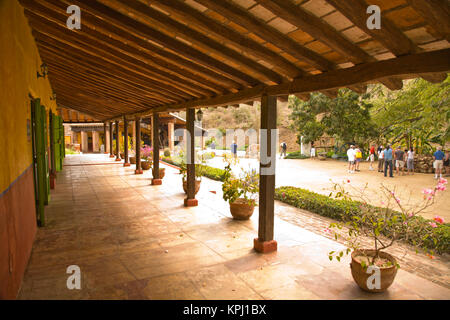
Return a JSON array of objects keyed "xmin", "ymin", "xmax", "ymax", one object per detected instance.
[
  {"xmin": 33, "ymin": 99, "xmax": 46, "ymax": 226},
  {"xmin": 53, "ymin": 115, "xmax": 62, "ymax": 171}
]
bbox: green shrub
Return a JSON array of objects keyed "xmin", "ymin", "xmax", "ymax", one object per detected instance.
[
  {"xmin": 161, "ymin": 157, "xmax": 226, "ymax": 181},
  {"xmin": 275, "ymin": 186, "xmax": 449, "ymax": 254},
  {"xmin": 285, "ymin": 151, "xmax": 309, "ymax": 159},
  {"xmin": 163, "ymin": 148, "xmax": 171, "ymax": 157},
  {"xmin": 326, "ymin": 150, "xmax": 334, "ymax": 158}
]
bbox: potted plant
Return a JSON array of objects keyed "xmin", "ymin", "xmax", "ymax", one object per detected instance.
[
  {"xmin": 141, "ymin": 145, "xmax": 153, "ymax": 170},
  {"xmin": 222, "ymin": 160, "xmax": 259, "ymax": 220},
  {"xmin": 179, "ymin": 151, "xmax": 203, "ymax": 195},
  {"xmin": 326, "ymin": 178, "xmax": 447, "ymax": 293}
]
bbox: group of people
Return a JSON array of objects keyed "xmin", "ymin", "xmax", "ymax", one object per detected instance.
[{"xmin": 347, "ymin": 144, "xmax": 449, "ymax": 179}]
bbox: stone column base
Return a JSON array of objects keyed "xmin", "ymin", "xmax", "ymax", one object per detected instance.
[
  {"xmin": 135, "ymin": 169, "xmax": 143, "ymax": 174},
  {"xmin": 115, "ymin": 158, "xmax": 121, "ymax": 161},
  {"xmin": 151, "ymin": 179, "xmax": 162, "ymax": 185},
  {"xmin": 123, "ymin": 163, "xmax": 130, "ymax": 167},
  {"xmin": 109, "ymin": 154, "xmax": 115, "ymax": 158},
  {"xmin": 184, "ymin": 198, "xmax": 198, "ymax": 207},
  {"xmin": 253, "ymin": 238, "xmax": 277, "ymax": 253},
  {"xmin": 104, "ymin": 152, "xmax": 109, "ymax": 154}
]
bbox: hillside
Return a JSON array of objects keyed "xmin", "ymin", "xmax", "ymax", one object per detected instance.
[{"xmin": 198, "ymin": 100, "xmax": 300, "ymax": 152}]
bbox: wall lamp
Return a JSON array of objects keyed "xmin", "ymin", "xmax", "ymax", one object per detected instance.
[
  {"xmin": 196, "ymin": 109, "xmax": 203, "ymax": 122},
  {"xmin": 37, "ymin": 63, "xmax": 48, "ymax": 79}
]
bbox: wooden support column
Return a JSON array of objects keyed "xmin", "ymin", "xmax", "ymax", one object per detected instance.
[
  {"xmin": 104, "ymin": 122, "xmax": 109, "ymax": 154},
  {"xmin": 184, "ymin": 107, "xmax": 198, "ymax": 207},
  {"xmin": 168, "ymin": 121, "xmax": 175, "ymax": 152},
  {"xmin": 115, "ymin": 120, "xmax": 121, "ymax": 161},
  {"xmin": 109, "ymin": 121, "xmax": 114, "ymax": 158},
  {"xmin": 123, "ymin": 116, "xmax": 130, "ymax": 167},
  {"xmin": 81, "ymin": 131, "xmax": 88, "ymax": 153},
  {"xmin": 132, "ymin": 120, "xmax": 137, "ymax": 153},
  {"xmin": 135, "ymin": 117, "xmax": 143, "ymax": 174},
  {"xmin": 254, "ymin": 95, "xmax": 277, "ymax": 253},
  {"xmin": 152, "ymin": 113, "xmax": 162, "ymax": 185}
]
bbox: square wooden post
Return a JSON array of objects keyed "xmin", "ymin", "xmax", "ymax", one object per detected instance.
[
  {"xmin": 104, "ymin": 122, "xmax": 109, "ymax": 154},
  {"xmin": 254, "ymin": 95, "xmax": 277, "ymax": 253},
  {"xmin": 123, "ymin": 116, "xmax": 130, "ymax": 166},
  {"xmin": 184, "ymin": 107, "xmax": 197, "ymax": 207},
  {"xmin": 135, "ymin": 117, "xmax": 143, "ymax": 174},
  {"xmin": 109, "ymin": 121, "xmax": 114, "ymax": 158},
  {"xmin": 168, "ymin": 121, "xmax": 175, "ymax": 152},
  {"xmin": 115, "ymin": 120, "xmax": 121, "ymax": 161},
  {"xmin": 152, "ymin": 113, "xmax": 162, "ymax": 185}
]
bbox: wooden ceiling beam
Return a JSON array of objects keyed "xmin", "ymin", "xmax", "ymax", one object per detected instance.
[
  {"xmin": 325, "ymin": 0, "xmax": 419, "ymax": 56},
  {"xmin": 406, "ymin": 0, "xmax": 450, "ymax": 41},
  {"xmin": 32, "ymin": 31, "xmax": 199, "ymax": 101},
  {"xmin": 105, "ymin": 48, "xmax": 450, "ymax": 120},
  {"xmin": 39, "ymin": 46, "xmax": 172, "ymax": 105},
  {"xmin": 25, "ymin": 0, "xmax": 242, "ymax": 91},
  {"xmin": 110, "ymin": 0, "xmax": 284, "ymax": 84},
  {"xmin": 254, "ymin": 0, "xmax": 373, "ymax": 65},
  {"xmin": 25, "ymin": 9, "xmax": 226, "ymax": 96},
  {"xmin": 35, "ymin": 37, "xmax": 182, "ymax": 103},
  {"xmin": 149, "ymin": 0, "xmax": 304, "ymax": 80},
  {"xmin": 420, "ymin": 73, "xmax": 448, "ymax": 84},
  {"xmin": 194, "ymin": 0, "xmax": 335, "ymax": 71},
  {"xmin": 57, "ymin": 0, "xmax": 259, "ymax": 87}
]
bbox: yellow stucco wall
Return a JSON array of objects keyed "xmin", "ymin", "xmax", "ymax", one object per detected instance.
[{"xmin": 0, "ymin": 0, "xmax": 58, "ymax": 193}]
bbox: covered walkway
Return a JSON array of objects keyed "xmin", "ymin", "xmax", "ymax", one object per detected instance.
[{"xmin": 18, "ymin": 154, "xmax": 449, "ymax": 299}]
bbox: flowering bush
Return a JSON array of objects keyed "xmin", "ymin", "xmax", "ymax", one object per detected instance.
[
  {"xmin": 275, "ymin": 184, "xmax": 449, "ymax": 254},
  {"xmin": 222, "ymin": 157, "xmax": 259, "ymax": 205},
  {"xmin": 141, "ymin": 145, "xmax": 153, "ymax": 162},
  {"xmin": 326, "ymin": 178, "xmax": 447, "ymax": 266}
]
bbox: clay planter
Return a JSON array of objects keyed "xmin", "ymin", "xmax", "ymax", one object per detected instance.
[
  {"xmin": 141, "ymin": 160, "xmax": 151, "ymax": 170},
  {"xmin": 120, "ymin": 152, "xmax": 124, "ymax": 159},
  {"xmin": 350, "ymin": 249, "xmax": 398, "ymax": 293},
  {"xmin": 129, "ymin": 156, "xmax": 136, "ymax": 164},
  {"xmin": 229, "ymin": 198, "xmax": 255, "ymax": 220},
  {"xmin": 182, "ymin": 179, "xmax": 201, "ymax": 195},
  {"xmin": 159, "ymin": 168, "xmax": 165, "ymax": 179}
]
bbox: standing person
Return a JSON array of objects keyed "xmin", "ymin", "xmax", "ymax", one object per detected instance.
[
  {"xmin": 355, "ymin": 146, "xmax": 363, "ymax": 171},
  {"xmin": 384, "ymin": 145, "xmax": 394, "ymax": 178},
  {"xmin": 377, "ymin": 145, "xmax": 384, "ymax": 172},
  {"xmin": 280, "ymin": 142, "xmax": 287, "ymax": 159},
  {"xmin": 347, "ymin": 145, "xmax": 356, "ymax": 174},
  {"xmin": 310, "ymin": 142, "xmax": 316, "ymax": 159},
  {"xmin": 406, "ymin": 147, "xmax": 415, "ymax": 175},
  {"xmin": 433, "ymin": 146, "xmax": 445, "ymax": 179},
  {"xmin": 444, "ymin": 149, "xmax": 450, "ymax": 177},
  {"xmin": 231, "ymin": 141, "xmax": 238, "ymax": 159},
  {"xmin": 394, "ymin": 146, "xmax": 405, "ymax": 176},
  {"xmin": 369, "ymin": 144, "xmax": 375, "ymax": 171}
]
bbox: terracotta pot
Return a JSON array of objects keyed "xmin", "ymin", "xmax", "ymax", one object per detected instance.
[
  {"xmin": 182, "ymin": 179, "xmax": 201, "ymax": 195},
  {"xmin": 129, "ymin": 156, "xmax": 136, "ymax": 164},
  {"xmin": 141, "ymin": 161, "xmax": 151, "ymax": 170},
  {"xmin": 350, "ymin": 249, "xmax": 398, "ymax": 293},
  {"xmin": 120, "ymin": 152, "xmax": 124, "ymax": 159},
  {"xmin": 229, "ymin": 198, "xmax": 255, "ymax": 220},
  {"xmin": 159, "ymin": 168, "xmax": 165, "ymax": 179}
]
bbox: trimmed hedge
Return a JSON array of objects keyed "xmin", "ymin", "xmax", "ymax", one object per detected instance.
[
  {"xmin": 285, "ymin": 151, "xmax": 309, "ymax": 159},
  {"xmin": 275, "ymin": 186, "xmax": 450, "ymax": 254},
  {"xmin": 161, "ymin": 157, "xmax": 227, "ymax": 182}
]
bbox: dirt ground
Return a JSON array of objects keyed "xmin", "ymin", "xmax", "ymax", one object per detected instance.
[{"xmin": 206, "ymin": 157, "xmax": 450, "ymax": 222}]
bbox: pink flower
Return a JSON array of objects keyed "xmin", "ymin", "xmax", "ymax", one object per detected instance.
[
  {"xmin": 347, "ymin": 179, "xmax": 350, "ymax": 183},
  {"xmin": 380, "ymin": 201, "xmax": 385, "ymax": 205},
  {"xmin": 434, "ymin": 216, "xmax": 445, "ymax": 224},
  {"xmin": 395, "ymin": 197, "xmax": 401, "ymax": 204},
  {"xmin": 438, "ymin": 178, "xmax": 448, "ymax": 185},
  {"xmin": 323, "ymin": 227, "xmax": 332, "ymax": 235},
  {"xmin": 282, "ymin": 192, "xmax": 286, "ymax": 199},
  {"xmin": 408, "ymin": 212, "xmax": 413, "ymax": 217},
  {"xmin": 436, "ymin": 184, "xmax": 446, "ymax": 192},
  {"xmin": 403, "ymin": 222, "xmax": 408, "ymax": 226},
  {"xmin": 429, "ymin": 222, "xmax": 438, "ymax": 228},
  {"xmin": 422, "ymin": 188, "xmax": 435, "ymax": 195}
]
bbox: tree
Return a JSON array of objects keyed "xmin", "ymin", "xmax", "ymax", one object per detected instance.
[
  {"xmin": 289, "ymin": 89, "xmax": 378, "ymax": 149},
  {"xmin": 369, "ymin": 76, "xmax": 449, "ymax": 154}
]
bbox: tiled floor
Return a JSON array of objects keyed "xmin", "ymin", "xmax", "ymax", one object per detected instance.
[{"xmin": 18, "ymin": 154, "xmax": 450, "ymax": 299}]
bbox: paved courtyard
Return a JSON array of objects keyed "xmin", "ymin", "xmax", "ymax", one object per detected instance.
[
  {"xmin": 205, "ymin": 155, "xmax": 450, "ymax": 221},
  {"xmin": 18, "ymin": 154, "xmax": 450, "ymax": 300}
]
